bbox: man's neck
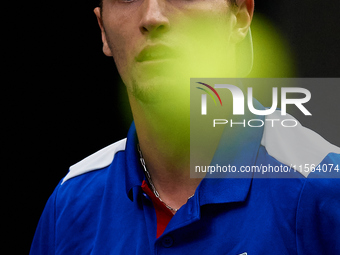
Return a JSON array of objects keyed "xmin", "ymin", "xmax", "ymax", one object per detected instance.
[{"xmin": 128, "ymin": 93, "xmax": 202, "ymax": 212}]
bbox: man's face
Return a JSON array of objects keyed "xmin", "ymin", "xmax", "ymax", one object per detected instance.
[{"xmin": 95, "ymin": 0, "xmax": 247, "ymax": 103}]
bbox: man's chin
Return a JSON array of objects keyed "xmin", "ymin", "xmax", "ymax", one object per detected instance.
[
  {"xmin": 127, "ymin": 54, "xmax": 234, "ymax": 104},
  {"xmin": 130, "ymin": 75, "xmax": 184, "ymax": 104},
  {"xmin": 129, "ymin": 64, "xmax": 189, "ymax": 104}
]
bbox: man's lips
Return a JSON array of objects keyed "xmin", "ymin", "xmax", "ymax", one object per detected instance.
[{"xmin": 136, "ymin": 44, "xmax": 177, "ymax": 62}]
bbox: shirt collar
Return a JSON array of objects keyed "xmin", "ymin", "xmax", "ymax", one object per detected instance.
[
  {"xmin": 124, "ymin": 122, "xmax": 145, "ymax": 201},
  {"xmin": 198, "ymin": 99, "xmax": 265, "ymax": 205},
  {"xmin": 124, "ymin": 99, "xmax": 265, "ymax": 204}
]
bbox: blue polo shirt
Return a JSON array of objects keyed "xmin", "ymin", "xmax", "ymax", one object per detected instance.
[{"xmin": 30, "ymin": 111, "xmax": 340, "ymax": 255}]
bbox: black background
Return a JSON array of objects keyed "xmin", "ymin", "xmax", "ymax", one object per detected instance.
[{"xmin": 6, "ymin": 0, "xmax": 340, "ymax": 253}]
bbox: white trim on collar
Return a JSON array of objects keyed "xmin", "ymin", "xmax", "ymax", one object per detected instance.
[{"xmin": 61, "ymin": 138, "xmax": 127, "ymax": 184}]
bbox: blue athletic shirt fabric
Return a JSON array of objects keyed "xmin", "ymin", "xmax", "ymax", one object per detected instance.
[{"xmin": 30, "ymin": 108, "xmax": 340, "ymax": 255}]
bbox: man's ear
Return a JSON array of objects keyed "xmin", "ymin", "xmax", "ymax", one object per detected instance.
[
  {"xmin": 94, "ymin": 7, "xmax": 113, "ymax": 57},
  {"xmin": 231, "ymin": 0, "xmax": 254, "ymax": 44}
]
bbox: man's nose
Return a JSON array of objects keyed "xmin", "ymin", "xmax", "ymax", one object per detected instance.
[{"xmin": 139, "ymin": 0, "xmax": 170, "ymax": 35}]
